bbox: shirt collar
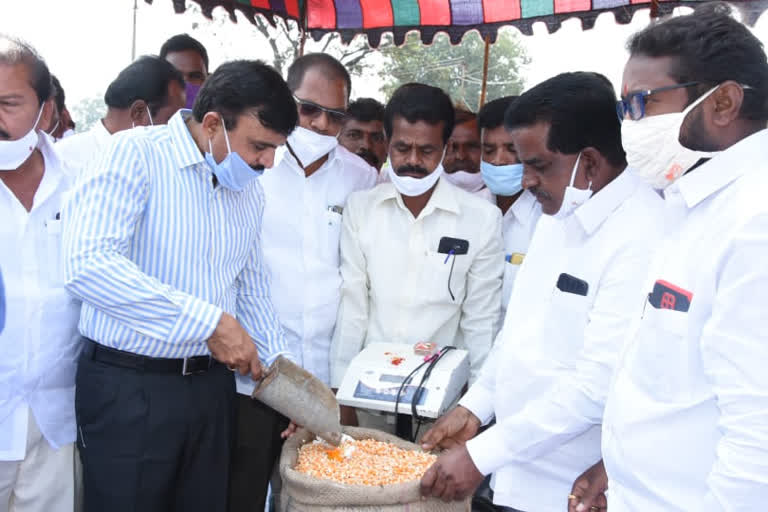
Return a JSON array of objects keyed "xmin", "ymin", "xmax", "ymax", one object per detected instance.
[
  {"xmin": 275, "ymin": 144, "xmax": 341, "ymax": 177},
  {"xmin": 92, "ymin": 119, "xmax": 112, "ymax": 142},
  {"xmin": 572, "ymin": 169, "xmax": 641, "ymax": 236},
  {"xmin": 672, "ymin": 129, "xmax": 768, "ymax": 208},
  {"xmin": 35, "ymin": 132, "xmax": 70, "ymax": 205},
  {"xmin": 168, "ymin": 109, "xmax": 205, "ymax": 170},
  {"xmin": 375, "ymin": 177, "xmax": 461, "ymax": 216},
  {"xmin": 507, "ymin": 190, "xmax": 538, "ymax": 225}
]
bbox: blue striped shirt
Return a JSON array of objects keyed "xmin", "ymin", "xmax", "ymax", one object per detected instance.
[{"xmin": 63, "ymin": 110, "xmax": 290, "ymax": 362}]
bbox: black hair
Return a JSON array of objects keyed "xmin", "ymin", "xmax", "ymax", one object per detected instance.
[
  {"xmin": 384, "ymin": 83, "xmax": 455, "ymax": 144},
  {"xmin": 193, "ymin": 60, "xmax": 297, "ymax": 136},
  {"xmin": 628, "ymin": 2, "xmax": 768, "ymax": 121},
  {"xmin": 454, "ymin": 105, "xmax": 476, "ymax": 126},
  {"xmin": 478, "ymin": 96, "xmax": 518, "ymax": 130},
  {"xmin": 160, "ymin": 33, "xmax": 209, "ymax": 71},
  {"xmin": 50, "ymin": 74, "xmax": 65, "ymax": 112},
  {"xmin": 0, "ymin": 34, "xmax": 51, "ymax": 105},
  {"xmin": 104, "ymin": 56, "xmax": 184, "ymax": 115},
  {"xmin": 347, "ymin": 97, "xmax": 384, "ymax": 123},
  {"xmin": 286, "ymin": 53, "xmax": 352, "ymax": 99},
  {"xmin": 505, "ymin": 72, "xmax": 626, "ymax": 167}
]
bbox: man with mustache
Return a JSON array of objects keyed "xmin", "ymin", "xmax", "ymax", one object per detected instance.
[
  {"xmin": 0, "ymin": 35, "xmax": 81, "ymax": 512},
  {"xmin": 230, "ymin": 54, "xmax": 377, "ymax": 511},
  {"xmin": 442, "ymin": 106, "xmax": 492, "ymax": 201},
  {"xmin": 338, "ymin": 97, "xmax": 387, "ymax": 173},
  {"xmin": 419, "ymin": 72, "xmax": 664, "ymax": 512},
  {"xmin": 63, "ymin": 60, "xmax": 299, "ymax": 512},
  {"xmin": 331, "ymin": 83, "xmax": 504, "ymax": 431}
]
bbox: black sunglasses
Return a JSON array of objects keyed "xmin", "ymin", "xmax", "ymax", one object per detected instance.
[
  {"xmin": 293, "ymin": 95, "xmax": 347, "ymax": 124},
  {"xmin": 616, "ymin": 82, "xmax": 701, "ymax": 122}
]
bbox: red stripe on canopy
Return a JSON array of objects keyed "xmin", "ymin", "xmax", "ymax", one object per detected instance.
[
  {"xmin": 483, "ymin": 0, "xmax": 521, "ymax": 22},
  {"xmin": 360, "ymin": 0, "xmax": 394, "ymax": 27},
  {"xmin": 308, "ymin": 0, "xmax": 336, "ymax": 28},
  {"xmin": 284, "ymin": 0, "xmax": 299, "ymax": 16},
  {"xmin": 418, "ymin": 0, "xmax": 451, "ymax": 25},
  {"xmin": 555, "ymin": 0, "xmax": 591, "ymax": 13}
]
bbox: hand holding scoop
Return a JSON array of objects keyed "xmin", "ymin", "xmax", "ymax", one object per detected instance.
[{"xmin": 251, "ymin": 356, "xmax": 344, "ymax": 446}]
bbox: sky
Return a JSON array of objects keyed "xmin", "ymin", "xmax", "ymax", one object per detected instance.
[{"xmin": 3, "ymin": 0, "xmax": 768, "ymax": 109}]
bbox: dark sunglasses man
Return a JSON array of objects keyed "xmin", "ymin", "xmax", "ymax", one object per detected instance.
[{"xmin": 228, "ymin": 53, "xmax": 377, "ymax": 512}]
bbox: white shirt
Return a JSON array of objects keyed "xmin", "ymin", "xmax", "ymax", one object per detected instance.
[
  {"xmin": 0, "ymin": 134, "xmax": 82, "ymax": 460},
  {"xmin": 460, "ymin": 170, "xmax": 664, "ymax": 512},
  {"xmin": 603, "ymin": 130, "xmax": 768, "ymax": 512},
  {"xmin": 474, "ymin": 186, "xmax": 493, "ymax": 203},
  {"xmin": 330, "ymin": 178, "xmax": 504, "ymax": 387},
  {"xmin": 498, "ymin": 190, "xmax": 542, "ymax": 313},
  {"xmin": 55, "ymin": 119, "xmax": 112, "ymax": 176},
  {"xmin": 238, "ymin": 145, "xmax": 377, "ymax": 393}
]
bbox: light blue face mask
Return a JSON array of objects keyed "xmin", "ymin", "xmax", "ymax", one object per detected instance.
[
  {"xmin": 480, "ymin": 160, "xmax": 524, "ymax": 197},
  {"xmin": 204, "ymin": 118, "xmax": 263, "ymax": 192}
]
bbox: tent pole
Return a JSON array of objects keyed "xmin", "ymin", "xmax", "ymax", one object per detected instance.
[
  {"xmin": 479, "ymin": 35, "xmax": 491, "ymax": 108},
  {"xmin": 650, "ymin": 0, "xmax": 660, "ymax": 19},
  {"xmin": 299, "ymin": 1, "xmax": 308, "ymax": 57},
  {"xmin": 131, "ymin": 0, "xmax": 138, "ymax": 61}
]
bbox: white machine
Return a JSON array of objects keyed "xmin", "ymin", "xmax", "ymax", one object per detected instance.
[{"xmin": 336, "ymin": 343, "xmax": 470, "ymax": 419}]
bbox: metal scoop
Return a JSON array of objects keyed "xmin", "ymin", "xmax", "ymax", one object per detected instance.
[{"xmin": 251, "ymin": 356, "xmax": 343, "ymax": 446}]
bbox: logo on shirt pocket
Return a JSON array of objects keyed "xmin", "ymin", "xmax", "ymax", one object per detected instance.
[{"xmin": 648, "ymin": 280, "xmax": 693, "ymax": 312}]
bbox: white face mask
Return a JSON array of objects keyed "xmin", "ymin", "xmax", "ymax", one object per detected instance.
[
  {"xmin": 0, "ymin": 105, "xmax": 44, "ymax": 171},
  {"xmin": 131, "ymin": 108, "xmax": 154, "ymax": 129},
  {"xmin": 553, "ymin": 152, "xmax": 592, "ymax": 219},
  {"xmin": 387, "ymin": 159, "xmax": 445, "ymax": 197},
  {"xmin": 286, "ymin": 126, "xmax": 338, "ymax": 168},
  {"xmin": 47, "ymin": 119, "xmax": 60, "ymax": 137},
  {"xmin": 443, "ymin": 170, "xmax": 486, "ymax": 193},
  {"xmin": 622, "ymin": 86, "xmax": 720, "ymax": 190}
]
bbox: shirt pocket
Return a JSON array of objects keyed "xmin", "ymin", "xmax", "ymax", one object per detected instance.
[
  {"xmin": 546, "ymin": 288, "xmax": 591, "ymax": 358},
  {"xmin": 631, "ymin": 302, "xmax": 692, "ymax": 401},
  {"xmin": 324, "ymin": 209, "xmax": 343, "ymax": 268},
  {"xmin": 422, "ymin": 250, "xmax": 470, "ymax": 304}
]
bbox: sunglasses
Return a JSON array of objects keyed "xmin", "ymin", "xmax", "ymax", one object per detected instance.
[
  {"xmin": 294, "ymin": 95, "xmax": 347, "ymax": 124},
  {"xmin": 616, "ymin": 82, "xmax": 701, "ymax": 122}
]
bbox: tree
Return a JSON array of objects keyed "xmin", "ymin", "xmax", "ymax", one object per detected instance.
[
  {"xmin": 250, "ymin": 18, "xmax": 379, "ymax": 78},
  {"xmin": 379, "ymin": 28, "xmax": 529, "ymax": 112},
  {"xmin": 70, "ymin": 96, "xmax": 106, "ymax": 133},
  {"xmin": 184, "ymin": 4, "xmax": 380, "ymax": 79}
]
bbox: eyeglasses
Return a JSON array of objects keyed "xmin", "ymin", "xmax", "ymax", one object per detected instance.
[
  {"xmin": 616, "ymin": 82, "xmax": 701, "ymax": 122},
  {"xmin": 293, "ymin": 95, "xmax": 347, "ymax": 124}
]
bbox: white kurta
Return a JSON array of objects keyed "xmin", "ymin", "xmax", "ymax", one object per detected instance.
[
  {"xmin": 461, "ymin": 171, "xmax": 664, "ymax": 511},
  {"xmin": 237, "ymin": 145, "xmax": 376, "ymax": 392},
  {"xmin": 330, "ymin": 178, "xmax": 504, "ymax": 386},
  {"xmin": 603, "ymin": 130, "xmax": 768, "ymax": 511},
  {"xmin": 0, "ymin": 134, "xmax": 82, "ymax": 461}
]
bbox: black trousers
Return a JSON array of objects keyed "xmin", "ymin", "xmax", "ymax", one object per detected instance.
[
  {"xmin": 227, "ymin": 394, "xmax": 289, "ymax": 512},
  {"xmin": 75, "ymin": 344, "xmax": 235, "ymax": 512}
]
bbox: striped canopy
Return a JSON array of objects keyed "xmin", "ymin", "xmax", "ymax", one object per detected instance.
[{"xmin": 149, "ymin": 0, "xmax": 768, "ymax": 46}]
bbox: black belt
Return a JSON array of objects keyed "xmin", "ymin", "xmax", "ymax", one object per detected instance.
[{"xmin": 83, "ymin": 339, "xmax": 220, "ymax": 376}]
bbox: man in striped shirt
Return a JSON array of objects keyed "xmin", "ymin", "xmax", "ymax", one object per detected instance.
[{"xmin": 62, "ymin": 60, "xmax": 298, "ymax": 512}]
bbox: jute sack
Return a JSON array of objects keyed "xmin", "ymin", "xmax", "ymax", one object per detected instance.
[{"xmin": 280, "ymin": 426, "xmax": 471, "ymax": 512}]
